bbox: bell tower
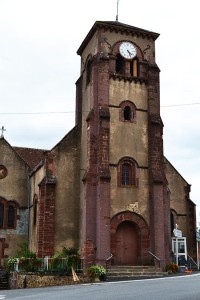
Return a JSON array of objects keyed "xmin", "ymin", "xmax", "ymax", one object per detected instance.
[{"xmin": 76, "ymin": 21, "xmax": 169, "ymax": 267}]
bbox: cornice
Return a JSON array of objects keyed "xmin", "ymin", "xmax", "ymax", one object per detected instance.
[
  {"xmin": 77, "ymin": 21, "xmax": 159, "ymax": 56},
  {"xmin": 110, "ymin": 73, "xmax": 148, "ymax": 85}
]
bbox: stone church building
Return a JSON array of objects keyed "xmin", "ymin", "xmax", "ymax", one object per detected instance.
[{"xmin": 0, "ymin": 21, "xmax": 197, "ymax": 268}]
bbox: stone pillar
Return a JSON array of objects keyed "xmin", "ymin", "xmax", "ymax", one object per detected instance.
[
  {"xmin": 148, "ymin": 64, "xmax": 169, "ymax": 267},
  {"xmin": 96, "ymin": 108, "xmax": 111, "ymax": 266},
  {"xmin": 81, "ymin": 53, "xmax": 111, "ymax": 267},
  {"xmin": 81, "ymin": 109, "xmax": 97, "ymax": 267},
  {"xmin": 37, "ymin": 153, "xmax": 56, "ymax": 257}
]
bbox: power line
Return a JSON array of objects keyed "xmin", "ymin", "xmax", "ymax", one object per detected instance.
[
  {"xmin": 161, "ymin": 103, "xmax": 200, "ymax": 108},
  {"xmin": 0, "ymin": 111, "xmax": 75, "ymax": 115},
  {"xmin": 0, "ymin": 102, "xmax": 200, "ymax": 115}
]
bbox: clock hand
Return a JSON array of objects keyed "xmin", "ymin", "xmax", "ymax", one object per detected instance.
[{"xmin": 127, "ymin": 50, "xmax": 132, "ymax": 57}]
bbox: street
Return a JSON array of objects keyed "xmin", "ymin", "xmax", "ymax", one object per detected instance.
[{"xmin": 1, "ymin": 273, "xmax": 200, "ymax": 300}]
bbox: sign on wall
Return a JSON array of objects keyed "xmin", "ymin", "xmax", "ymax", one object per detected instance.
[{"xmin": 173, "ymin": 228, "xmax": 182, "ymax": 238}]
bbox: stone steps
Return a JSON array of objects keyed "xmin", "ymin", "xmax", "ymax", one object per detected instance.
[{"xmin": 106, "ymin": 266, "xmax": 167, "ymax": 280}]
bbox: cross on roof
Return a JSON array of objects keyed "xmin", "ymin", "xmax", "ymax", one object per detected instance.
[{"xmin": 0, "ymin": 126, "xmax": 6, "ymax": 138}]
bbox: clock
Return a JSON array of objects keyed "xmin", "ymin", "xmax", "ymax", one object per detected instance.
[{"xmin": 119, "ymin": 42, "xmax": 137, "ymax": 59}]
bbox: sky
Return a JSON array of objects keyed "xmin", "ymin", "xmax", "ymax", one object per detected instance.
[{"xmin": 0, "ymin": 0, "xmax": 200, "ymax": 219}]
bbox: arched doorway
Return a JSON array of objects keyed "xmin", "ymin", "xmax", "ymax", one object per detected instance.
[
  {"xmin": 111, "ymin": 211, "xmax": 150, "ymax": 266},
  {"xmin": 115, "ymin": 221, "xmax": 138, "ymax": 265}
]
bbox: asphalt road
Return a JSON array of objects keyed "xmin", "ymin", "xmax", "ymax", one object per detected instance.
[{"xmin": 1, "ymin": 273, "xmax": 200, "ymax": 300}]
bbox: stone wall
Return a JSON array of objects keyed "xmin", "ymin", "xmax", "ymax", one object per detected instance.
[
  {"xmin": 9, "ymin": 272, "xmax": 88, "ymax": 289},
  {"xmin": 0, "ymin": 138, "xmax": 29, "ymax": 260}
]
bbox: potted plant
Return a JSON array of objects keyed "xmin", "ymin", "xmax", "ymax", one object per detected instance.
[
  {"xmin": 165, "ymin": 262, "xmax": 179, "ymax": 274},
  {"xmin": 86, "ymin": 264, "xmax": 106, "ymax": 282}
]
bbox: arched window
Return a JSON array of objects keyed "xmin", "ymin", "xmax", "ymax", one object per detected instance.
[
  {"xmin": 119, "ymin": 101, "xmax": 136, "ymax": 123},
  {"xmin": 0, "ymin": 198, "xmax": 17, "ymax": 229},
  {"xmin": 112, "ymin": 41, "xmax": 141, "ymax": 77},
  {"xmin": 0, "ymin": 203, "xmax": 4, "ymax": 228},
  {"xmin": 7, "ymin": 205, "xmax": 15, "ymax": 228},
  {"xmin": 115, "ymin": 56, "xmax": 139, "ymax": 77},
  {"xmin": 121, "ymin": 163, "xmax": 133, "ymax": 185},
  {"xmin": 118, "ymin": 157, "xmax": 138, "ymax": 187},
  {"xmin": 124, "ymin": 106, "xmax": 132, "ymax": 121}
]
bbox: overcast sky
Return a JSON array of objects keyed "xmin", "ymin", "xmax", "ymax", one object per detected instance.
[{"xmin": 0, "ymin": 0, "xmax": 200, "ymax": 219}]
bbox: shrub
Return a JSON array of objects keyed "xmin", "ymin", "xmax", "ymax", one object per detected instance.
[
  {"xmin": 6, "ymin": 257, "xmax": 18, "ymax": 271},
  {"xmin": 61, "ymin": 247, "xmax": 79, "ymax": 256},
  {"xmin": 61, "ymin": 247, "xmax": 81, "ymax": 271},
  {"xmin": 18, "ymin": 255, "xmax": 42, "ymax": 272},
  {"xmin": 86, "ymin": 264, "xmax": 106, "ymax": 279},
  {"xmin": 6, "ymin": 247, "xmax": 42, "ymax": 272}
]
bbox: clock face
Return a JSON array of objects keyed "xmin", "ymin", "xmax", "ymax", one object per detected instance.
[{"xmin": 119, "ymin": 42, "xmax": 137, "ymax": 59}]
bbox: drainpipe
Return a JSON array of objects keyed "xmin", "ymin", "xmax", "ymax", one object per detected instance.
[{"xmin": 27, "ymin": 172, "xmax": 30, "ymax": 253}]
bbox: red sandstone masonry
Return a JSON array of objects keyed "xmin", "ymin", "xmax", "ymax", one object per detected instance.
[
  {"xmin": 81, "ymin": 53, "xmax": 111, "ymax": 267},
  {"xmin": 37, "ymin": 153, "xmax": 56, "ymax": 258},
  {"xmin": 147, "ymin": 64, "xmax": 169, "ymax": 266}
]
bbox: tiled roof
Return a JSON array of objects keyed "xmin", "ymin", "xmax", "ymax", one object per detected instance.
[{"xmin": 14, "ymin": 146, "xmax": 46, "ymax": 169}]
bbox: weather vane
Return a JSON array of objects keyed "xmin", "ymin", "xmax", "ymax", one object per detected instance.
[
  {"xmin": 0, "ymin": 126, "xmax": 6, "ymax": 138},
  {"xmin": 116, "ymin": 0, "xmax": 120, "ymax": 22}
]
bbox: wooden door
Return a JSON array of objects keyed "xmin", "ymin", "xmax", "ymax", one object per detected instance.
[{"xmin": 115, "ymin": 221, "xmax": 138, "ymax": 265}]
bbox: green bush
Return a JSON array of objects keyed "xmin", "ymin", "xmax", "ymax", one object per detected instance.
[
  {"xmin": 6, "ymin": 243, "xmax": 42, "ymax": 272},
  {"xmin": 6, "ymin": 244, "xmax": 81, "ymax": 274},
  {"xmin": 6, "ymin": 257, "xmax": 18, "ymax": 271},
  {"xmin": 61, "ymin": 247, "xmax": 81, "ymax": 271},
  {"xmin": 19, "ymin": 255, "xmax": 42, "ymax": 272},
  {"xmin": 86, "ymin": 264, "xmax": 106, "ymax": 279}
]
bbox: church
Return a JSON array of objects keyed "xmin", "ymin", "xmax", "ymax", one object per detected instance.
[{"xmin": 0, "ymin": 20, "xmax": 197, "ymax": 269}]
